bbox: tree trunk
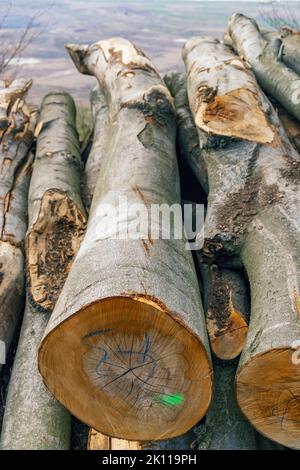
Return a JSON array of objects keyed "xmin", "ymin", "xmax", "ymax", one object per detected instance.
[
  {"xmin": 0, "ymin": 79, "xmax": 36, "ymax": 369},
  {"xmin": 184, "ymin": 37, "xmax": 300, "ymax": 449},
  {"xmin": 228, "ymin": 13, "xmax": 300, "ymax": 122},
  {"xmin": 26, "ymin": 92, "xmax": 86, "ymax": 313},
  {"xmin": 84, "ymin": 85, "xmax": 109, "ymax": 210},
  {"xmin": 263, "ymin": 28, "xmax": 300, "ymax": 76},
  {"xmin": 199, "ymin": 263, "xmax": 249, "ymax": 361},
  {"xmin": 164, "ymin": 72, "xmax": 249, "ymax": 360},
  {"xmin": 277, "ymin": 105, "xmax": 300, "ymax": 154},
  {"xmin": 1, "ymin": 91, "xmax": 87, "ymax": 449},
  {"xmin": 38, "ymin": 38, "xmax": 212, "ymax": 442},
  {"xmin": 195, "ymin": 360, "xmax": 257, "ymax": 450},
  {"xmin": 164, "ymin": 72, "xmax": 208, "ymax": 194},
  {"xmin": 0, "ymin": 299, "xmax": 71, "ymax": 450}
]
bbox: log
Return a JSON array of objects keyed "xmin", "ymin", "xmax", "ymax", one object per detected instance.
[
  {"xmin": 84, "ymin": 85, "xmax": 109, "ymax": 210},
  {"xmin": 263, "ymin": 28, "xmax": 300, "ymax": 76},
  {"xmin": 0, "ymin": 91, "xmax": 87, "ymax": 449},
  {"xmin": 199, "ymin": 264, "xmax": 249, "ymax": 361},
  {"xmin": 38, "ymin": 38, "xmax": 212, "ymax": 441},
  {"xmin": 26, "ymin": 92, "xmax": 86, "ymax": 313},
  {"xmin": 0, "ymin": 79, "xmax": 36, "ymax": 368},
  {"xmin": 183, "ymin": 37, "xmax": 300, "ymax": 449},
  {"xmin": 0, "ymin": 299, "xmax": 71, "ymax": 450},
  {"xmin": 227, "ymin": 13, "xmax": 300, "ymax": 122},
  {"xmin": 164, "ymin": 72, "xmax": 249, "ymax": 360},
  {"xmin": 195, "ymin": 360, "xmax": 257, "ymax": 450},
  {"xmin": 277, "ymin": 105, "xmax": 300, "ymax": 154},
  {"xmin": 164, "ymin": 72, "xmax": 208, "ymax": 193}
]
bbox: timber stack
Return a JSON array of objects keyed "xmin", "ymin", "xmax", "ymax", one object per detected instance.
[{"xmin": 0, "ymin": 11, "xmax": 299, "ymax": 450}]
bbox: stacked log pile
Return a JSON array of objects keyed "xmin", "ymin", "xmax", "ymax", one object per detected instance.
[{"xmin": 0, "ymin": 11, "xmax": 300, "ymax": 450}]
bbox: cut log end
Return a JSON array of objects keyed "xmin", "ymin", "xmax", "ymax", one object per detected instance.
[
  {"xmin": 207, "ymin": 306, "xmax": 248, "ymax": 361},
  {"xmin": 27, "ymin": 189, "xmax": 85, "ymax": 312},
  {"xmin": 237, "ymin": 348, "xmax": 300, "ymax": 449},
  {"xmin": 39, "ymin": 296, "xmax": 212, "ymax": 441},
  {"xmin": 195, "ymin": 88, "xmax": 274, "ymax": 144}
]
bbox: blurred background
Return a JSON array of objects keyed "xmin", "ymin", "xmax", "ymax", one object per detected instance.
[{"xmin": 1, "ymin": 0, "xmax": 300, "ymax": 105}]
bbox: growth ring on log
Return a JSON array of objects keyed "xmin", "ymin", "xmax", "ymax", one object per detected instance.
[{"xmin": 39, "ymin": 296, "xmax": 212, "ymax": 441}]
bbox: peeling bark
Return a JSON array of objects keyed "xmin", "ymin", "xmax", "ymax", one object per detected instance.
[
  {"xmin": 0, "ymin": 299, "xmax": 71, "ymax": 450},
  {"xmin": 0, "ymin": 79, "xmax": 36, "ymax": 367},
  {"xmin": 228, "ymin": 13, "xmax": 300, "ymax": 122},
  {"xmin": 26, "ymin": 92, "xmax": 86, "ymax": 313},
  {"xmin": 184, "ymin": 37, "xmax": 300, "ymax": 449},
  {"xmin": 38, "ymin": 38, "xmax": 212, "ymax": 442},
  {"xmin": 84, "ymin": 85, "xmax": 109, "ymax": 210}
]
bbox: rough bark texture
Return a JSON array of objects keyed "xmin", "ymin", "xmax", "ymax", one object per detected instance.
[
  {"xmin": 38, "ymin": 38, "xmax": 212, "ymax": 442},
  {"xmin": 84, "ymin": 85, "xmax": 109, "ymax": 210},
  {"xmin": 164, "ymin": 72, "xmax": 249, "ymax": 360},
  {"xmin": 184, "ymin": 37, "xmax": 300, "ymax": 449},
  {"xmin": 0, "ymin": 299, "xmax": 71, "ymax": 450},
  {"xmin": 26, "ymin": 92, "xmax": 86, "ymax": 313},
  {"xmin": 0, "ymin": 79, "xmax": 36, "ymax": 367},
  {"xmin": 195, "ymin": 360, "xmax": 257, "ymax": 450},
  {"xmin": 228, "ymin": 13, "xmax": 300, "ymax": 122}
]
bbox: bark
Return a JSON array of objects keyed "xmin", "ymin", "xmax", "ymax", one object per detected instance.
[
  {"xmin": 84, "ymin": 85, "xmax": 109, "ymax": 210},
  {"xmin": 263, "ymin": 28, "xmax": 300, "ymax": 76},
  {"xmin": 184, "ymin": 37, "xmax": 300, "ymax": 449},
  {"xmin": 195, "ymin": 360, "xmax": 257, "ymax": 450},
  {"xmin": 164, "ymin": 72, "xmax": 208, "ymax": 193},
  {"xmin": 38, "ymin": 38, "xmax": 212, "ymax": 442},
  {"xmin": 26, "ymin": 92, "xmax": 86, "ymax": 313},
  {"xmin": 228, "ymin": 13, "xmax": 300, "ymax": 122},
  {"xmin": 277, "ymin": 105, "xmax": 300, "ymax": 154},
  {"xmin": 0, "ymin": 79, "xmax": 36, "ymax": 368},
  {"xmin": 0, "ymin": 299, "xmax": 71, "ymax": 450},
  {"xmin": 164, "ymin": 72, "xmax": 249, "ymax": 360}
]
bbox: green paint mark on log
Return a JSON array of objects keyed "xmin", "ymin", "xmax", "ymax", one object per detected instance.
[{"xmin": 154, "ymin": 393, "xmax": 184, "ymax": 407}]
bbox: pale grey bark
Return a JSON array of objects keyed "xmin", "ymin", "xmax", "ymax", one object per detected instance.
[
  {"xmin": 0, "ymin": 299, "xmax": 71, "ymax": 450},
  {"xmin": 26, "ymin": 92, "xmax": 86, "ymax": 312},
  {"xmin": 0, "ymin": 79, "xmax": 35, "ymax": 369},
  {"xmin": 228, "ymin": 13, "xmax": 300, "ymax": 122},
  {"xmin": 164, "ymin": 72, "xmax": 208, "ymax": 193},
  {"xmin": 195, "ymin": 360, "xmax": 257, "ymax": 450},
  {"xmin": 84, "ymin": 85, "xmax": 109, "ymax": 209},
  {"xmin": 263, "ymin": 28, "xmax": 300, "ymax": 76},
  {"xmin": 38, "ymin": 38, "xmax": 212, "ymax": 441},
  {"xmin": 184, "ymin": 37, "xmax": 300, "ymax": 448}
]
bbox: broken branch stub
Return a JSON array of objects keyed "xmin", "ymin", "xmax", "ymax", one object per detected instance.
[
  {"xmin": 184, "ymin": 37, "xmax": 300, "ymax": 449},
  {"xmin": 38, "ymin": 38, "xmax": 212, "ymax": 441},
  {"xmin": 26, "ymin": 92, "xmax": 86, "ymax": 313}
]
